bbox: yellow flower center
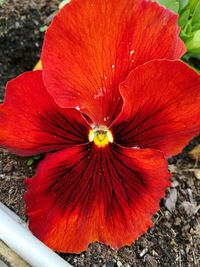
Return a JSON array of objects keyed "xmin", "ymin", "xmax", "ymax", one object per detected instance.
[{"xmin": 88, "ymin": 126, "xmax": 114, "ymax": 148}]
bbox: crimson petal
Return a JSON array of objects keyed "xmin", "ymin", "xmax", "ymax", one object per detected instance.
[
  {"xmin": 0, "ymin": 71, "xmax": 90, "ymax": 156},
  {"xmin": 24, "ymin": 143, "xmax": 170, "ymax": 253},
  {"xmin": 42, "ymin": 0, "xmax": 185, "ymax": 126},
  {"xmin": 111, "ymin": 60, "xmax": 200, "ymax": 157}
]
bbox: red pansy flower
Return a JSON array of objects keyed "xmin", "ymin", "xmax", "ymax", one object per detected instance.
[{"xmin": 1, "ymin": 0, "xmax": 200, "ymax": 253}]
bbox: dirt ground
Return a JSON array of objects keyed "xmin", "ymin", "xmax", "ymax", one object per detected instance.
[{"xmin": 0, "ymin": 1, "xmax": 200, "ymax": 266}]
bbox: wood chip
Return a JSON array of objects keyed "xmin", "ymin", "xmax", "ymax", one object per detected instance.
[
  {"xmin": 194, "ymin": 169, "xmax": 200, "ymax": 180},
  {"xmin": 0, "ymin": 241, "xmax": 30, "ymax": 267},
  {"xmin": 189, "ymin": 145, "xmax": 200, "ymax": 161}
]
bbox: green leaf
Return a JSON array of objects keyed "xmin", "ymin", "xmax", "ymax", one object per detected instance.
[
  {"xmin": 33, "ymin": 155, "xmax": 42, "ymax": 160},
  {"xmin": 186, "ymin": 29, "xmax": 200, "ymax": 54},
  {"xmin": 192, "ymin": 1, "xmax": 200, "ymax": 25},
  {"xmin": 189, "ymin": 0, "xmax": 200, "ymax": 14},
  {"xmin": 156, "ymin": 0, "xmax": 167, "ymax": 5},
  {"xmin": 27, "ymin": 154, "xmax": 43, "ymax": 166},
  {"xmin": 187, "ymin": 53, "xmax": 200, "ymax": 60},
  {"xmin": 0, "ymin": 0, "xmax": 4, "ymax": 6},
  {"xmin": 40, "ymin": 25, "xmax": 48, "ymax": 32},
  {"xmin": 184, "ymin": 21, "xmax": 193, "ymax": 35},
  {"xmin": 155, "ymin": 0, "xmax": 179, "ymax": 13},
  {"xmin": 178, "ymin": 8, "xmax": 190, "ymax": 27},
  {"xmin": 166, "ymin": 0, "xmax": 179, "ymax": 12},
  {"xmin": 180, "ymin": 22, "xmax": 193, "ymax": 41},
  {"xmin": 192, "ymin": 23, "xmax": 200, "ymax": 31},
  {"xmin": 180, "ymin": 30, "xmax": 189, "ymax": 41},
  {"xmin": 179, "ymin": 0, "xmax": 189, "ymax": 12},
  {"xmin": 27, "ymin": 158, "xmax": 34, "ymax": 166}
]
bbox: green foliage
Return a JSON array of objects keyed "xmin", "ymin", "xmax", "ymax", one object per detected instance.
[
  {"xmin": 185, "ymin": 29, "xmax": 200, "ymax": 54},
  {"xmin": 179, "ymin": 0, "xmax": 189, "ymax": 12},
  {"xmin": 192, "ymin": 0, "xmax": 200, "ymax": 25},
  {"xmin": 189, "ymin": 0, "xmax": 199, "ymax": 13},
  {"xmin": 27, "ymin": 155, "xmax": 43, "ymax": 166},
  {"xmin": 155, "ymin": 0, "xmax": 180, "ymax": 13},
  {"xmin": 0, "ymin": 0, "xmax": 4, "ymax": 7},
  {"xmin": 39, "ymin": 1, "xmax": 70, "ymax": 33},
  {"xmin": 155, "ymin": 0, "xmax": 200, "ymax": 58},
  {"xmin": 40, "ymin": 25, "xmax": 48, "ymax": 33}
]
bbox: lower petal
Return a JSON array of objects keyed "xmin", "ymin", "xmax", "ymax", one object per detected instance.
[{"xmin": 24, "ymin": 144, "xmax": 170, "ymax": 253}]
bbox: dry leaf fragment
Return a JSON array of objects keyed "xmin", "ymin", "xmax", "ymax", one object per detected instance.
[
  {"xmin": 194, "ymin": 169, "xmax": 200, "ymax": 180},
  {"xmin": 189, "ymin": 144, "xmax": 200, "ymax": 161}
]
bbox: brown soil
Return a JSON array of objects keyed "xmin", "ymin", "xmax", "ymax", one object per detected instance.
[{"xmin": 0, "ymin": 1, "xmax": 200, "ymax": 266}]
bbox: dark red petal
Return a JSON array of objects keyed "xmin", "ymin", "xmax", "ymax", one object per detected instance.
[
  {"xmin": 0, "ymin": 71, "xmax": 90, "ymax": 156},
  {"xmin": 42, "ymin": 0, "xmax": 185, "ymax": 125},
  {"xmin": 111, "ymin": 60, "xmax": 200, "ymax": 157},
  {"xmin": 24, "ymin": 143, "xmax": 170, "ymax": 253}
]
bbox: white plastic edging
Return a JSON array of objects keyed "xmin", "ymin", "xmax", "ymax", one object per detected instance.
[
  {"xmin": 0, "ymin": 202, "xmax": 27, "ymax": 229},
  {"xmin": 0, "ymin": 202, "xmax": 72, "ymax": 267}
]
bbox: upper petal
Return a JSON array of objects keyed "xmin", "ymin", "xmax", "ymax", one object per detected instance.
[
  {"xmin": 0, "ymin": 71, "xmax": 90, "ymax": 156},
  {"xmin": 111, "ymin": 60, "xmax": 200, "ymax": 157},
  {"xmin": 42, "ymin": 0, "xmax": 185, "ymax": 126},
  {"xmin": 24, "ymin": 143, "xmax": 170, "ymax": 253}
]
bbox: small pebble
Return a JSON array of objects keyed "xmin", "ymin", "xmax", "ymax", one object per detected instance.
[
  {"xmin": 117, "ymin": 261, "xmax": 123, "ymax": 267},
  {"xmin": 164, "ymin": 210, "xmax": 171, "ymax": 220},
  {"xmin": 171, "ymin": 180, "xmax": 179, "ymax": 188},
  {"xmin": 151, "ymin": 250, "xmax": 158, "ymax": 256},
  {"xmin": 144, "ymin": 254, "xmax": 158, "ymax": 267},
  {"xmin": 168, "ymin": 164, "xmax": 177, "ymax": 173},
  {"xmin": 187, "ymin": 188, "xmax": 194, "ymax": 203},
  {"xmin": 106, "ymin": 260, "xmax": 115, "ymax": 267},
  {"xmin": 139, "ymin": 248, "xmax": 148, "ymax": 258},
  {"xmin": 165, "ymin": 188, "xmax": 178, "ymax": 212},
  {"xmin": 2, "ymin": 163, "xmax": 13, "ymax": 173},
  {"xmin": 0, "ymin": 174, "xmax": 6, "ymax": 179},
  {"xmin": 181, "ymin": 201, "xmax": 200, "ymax": 217},
  {"xmin": 174, "ymin": 217, "xmax": 182, "ymax": 226}
]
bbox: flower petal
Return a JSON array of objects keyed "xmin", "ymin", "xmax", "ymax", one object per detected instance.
[
  {"xmin": 0, "ymin": 71, "xmax": 90, "ymax": 156},
  {"xmin": 24, "ymin": 143, "xmax": 170, "ymax": 253},
  {"xmin": 111, "ymin": 60, "xmax": 200, "ymax": 157},
  {"xmin": 42, "ymin": 0, "xmax": 185, "ymax": 125}
]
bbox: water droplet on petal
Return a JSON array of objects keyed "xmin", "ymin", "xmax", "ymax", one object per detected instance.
[
  {"xmin": 75, "ymin": 106, "xmax": 81, "ymax": 111},
  {"xmin": 94, "ymin": 87, "xmax": 106, "ymax": 99},
  {"xmin": 132, "ymin": 146, "xmax": 140, "ymax": 149}
]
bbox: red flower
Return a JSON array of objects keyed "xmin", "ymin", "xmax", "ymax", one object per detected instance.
[{"xmin": 1, "ymin": 0, "xmax": 200, "ymax": 253}]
